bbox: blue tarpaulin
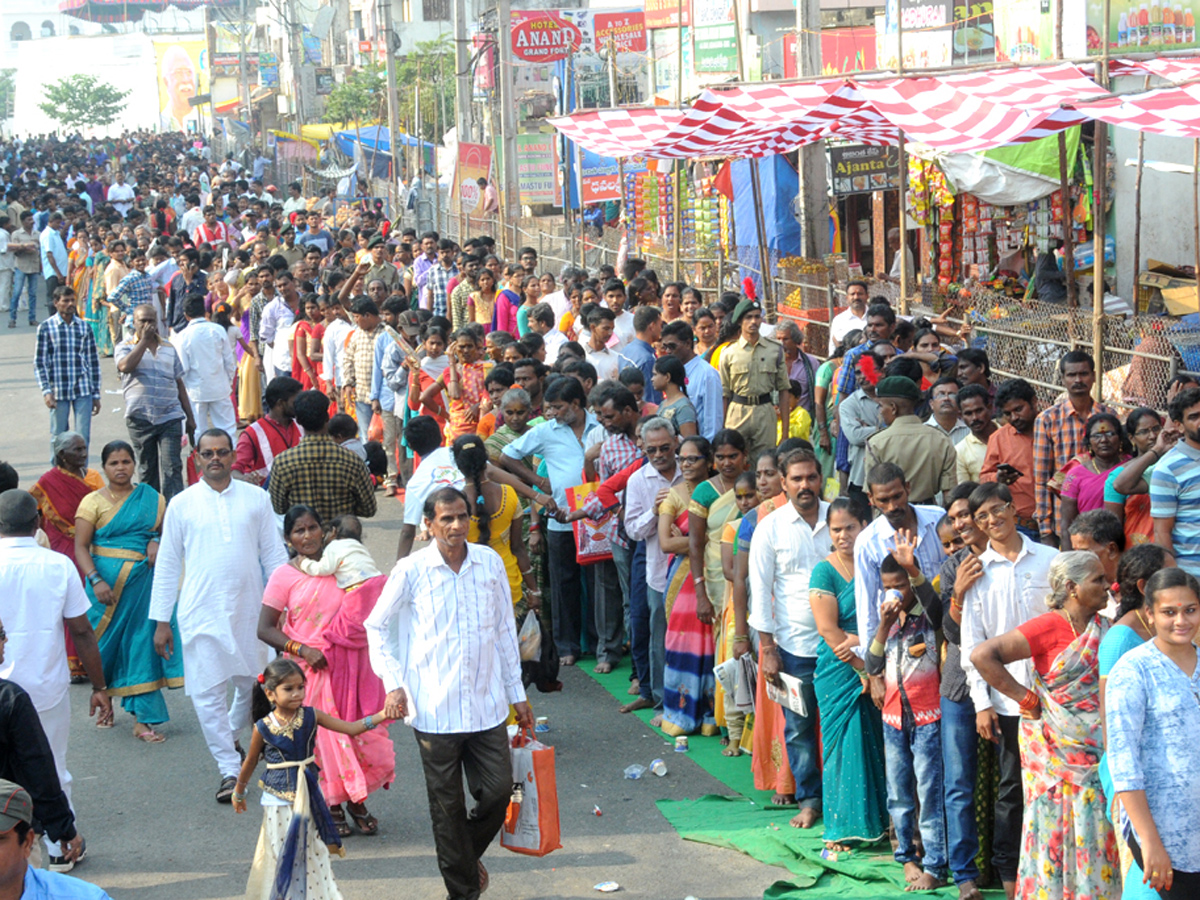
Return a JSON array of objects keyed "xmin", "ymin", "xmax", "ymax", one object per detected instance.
[
  {"xmin": 732, "ymin": 157, "xmax": 801, "ymax": 295},
  {"xmin": 332, "ymin": 126, "xmax": 436, "ymax": 157}
]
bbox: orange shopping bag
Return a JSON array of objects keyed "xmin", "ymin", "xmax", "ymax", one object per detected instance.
[{"xmin": 501, "ymin": 727, "xmax": 561, "ymax": 857}]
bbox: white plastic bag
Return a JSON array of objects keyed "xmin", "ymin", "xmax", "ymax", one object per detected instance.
[{"xmin": 518, "ymin": 611, "xmax": 541, "ymax": 662}]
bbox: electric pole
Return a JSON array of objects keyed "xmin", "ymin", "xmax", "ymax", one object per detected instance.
[
  {"xmin": 380, "ymin": 0, "xmax": 402, "ymax": 200},
  {"xmin": 452, "ymin": 0, "xmax": 474, "ymax": 142},
  {"xmin": 795, "ymin": 0, "xmax": 829, "ymax": 258},
  {"xmin": 497, "ymin": 0, "xmax": 519, "ymax": 228}
]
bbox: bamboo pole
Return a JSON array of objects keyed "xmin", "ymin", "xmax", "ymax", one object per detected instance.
[
  {"xmin": 1091, "ymin": 0, "xmax": 1111, "ymax": 399},
  {"xmin": 1131, "ymin": 75, "xmax": 1151, "ymax": 310},
  {"xmin": 1193, "ymin": 139, "xmax": 1199, "ymax": 298},
  {"xmin": 1058, "ymin": 132, "xmax": 1078, "ymax": 311},
  {"xmin": 749, "ymin": 157, "xmax": 774, "ymax": 315}
]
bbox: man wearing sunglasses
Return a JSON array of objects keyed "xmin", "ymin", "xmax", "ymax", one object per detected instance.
[
  {"xmin": 957, "ymin": 481, "xmax": 1055, "ymax": 899},
  {"xmin": 149, "ymin": 429, "xmax": 288, "ymax": 804}
]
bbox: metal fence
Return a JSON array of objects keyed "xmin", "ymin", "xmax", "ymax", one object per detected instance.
[{"xmin": 418, "ymin": 195, "xmax": 1187, "ymax": 414}]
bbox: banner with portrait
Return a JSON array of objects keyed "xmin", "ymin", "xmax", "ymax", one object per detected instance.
[{"xmin": 154, "ymin": 38, "xmax": 209, "ymax": 133}]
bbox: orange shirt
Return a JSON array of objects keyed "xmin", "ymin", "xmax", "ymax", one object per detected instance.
[{"xmin": 979, "ymin": 423, "xmax": 1035, "ymax": 518}]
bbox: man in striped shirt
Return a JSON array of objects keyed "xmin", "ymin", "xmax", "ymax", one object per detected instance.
[
  {"xmin": 1151, "ymin": 386, "xmax": 1200, "ymax": 576},
  {"xmin": 366, "ymin": 487, "xmax": 532, "ymax": 900},
  {"xmin": 1031, "ymin": 350, "xmax": 1113, "ymax": 545}
]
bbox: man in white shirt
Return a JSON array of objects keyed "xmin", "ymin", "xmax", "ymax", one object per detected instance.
[
  {"xmin": 748, "ymin": 448, "xmax": 830, "ymax": 829},
  {"xmin": 282, "ymin": 181, "xmax": 307, "ymax": 219},
  {"xmin": 0, "ymin": 490, "xmax": 110, "ymax": 866},
  {"xmin": 959, "ymin": 482, "xmax": 1055, "ymax": 895},
  {"xmin": 886, "ymin": 227, "xmax": 916, "ymax": 285},
  {"xmin": 367, "ymin": 487, "xmax": 532, "ymax": 900},
  {"xmin": 396, "ymin": 415, "xmax": 465, "ymax": 559},
  {"xmin": 321, "ymin": 297, "xmax": 353, "ymax": 396},
  {"xmin": 174, "ymin": 296, "xmax": 237, "ymax": 438},
  {"xmin": 622, "ymin": 417, "xmax": 682, "ymax": 716},
  {"xmin": 149, "ymin": 430, "xmax": 288, "ymax": 802},
  {"xmin": 106, "ymin": 172, "xmax": 136, "ymax": 219},
  {"xmin": 584, "ymin": 308, "xmax": 621, "ymax": 380},
  {"xmin": 526, "ymin": 302, "xmax": 567, "ymax": 365},
  {"xmin": 0, "ymin": 216, "xmax": 13, "ymax": 316},
  {"xmin": 829, "ymin": 280, "xmax": 870, "ymax": 353}
]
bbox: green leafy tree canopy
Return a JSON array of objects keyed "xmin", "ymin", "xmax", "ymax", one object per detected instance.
[
  {"xmin": 38, "ymin": 74, "xmax": 130, "ymax": 132},
  {"xmin": 324, "ymin": 65, "xmax": 386, "ymax": 126}
]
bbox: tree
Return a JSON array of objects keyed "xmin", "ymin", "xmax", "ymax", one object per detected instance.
[
  {"xmin": 324, "ymin": 65, "xmax": 386, "ymax": 127},
  {"xmin": 395, "ymin": 35, "xmax": 454, "ymax": 144},
  {"xmin": 38, "ymin": 74, "xmax": 130, "ymax": 132}
]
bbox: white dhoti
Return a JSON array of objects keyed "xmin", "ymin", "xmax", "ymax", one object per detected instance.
[
  {"xmin": 190, "ymin": 674, "xmax": 257, "ymax": 777},
  {"xmin": 37, "ymin": 694, "xmax": 73, "ymax": 856},
  {"xmin": 192, "ymin": 398, "xmax": 238, "ymax": 439}
]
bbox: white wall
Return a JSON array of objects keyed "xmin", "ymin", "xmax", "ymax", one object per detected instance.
[
  {"xmin": 11, "ymin": 33, "xmax": 162, "ymax": 137},
  {"xmin": 1109, "ymin": 74, "xmax": 1199, "ymax": 304}
]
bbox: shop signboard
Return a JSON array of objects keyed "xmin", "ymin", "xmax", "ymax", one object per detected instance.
[
  {"xmin": 784, "ymin": 26, "xmax": 877, "ymax": 76},
  {"xmin": 594, "ymin": 11, "xmax": 647, "ymax": 51},
  {"xmin": 1089, "ymin": 0, "xmax": 1198, "ymax": 53},
  {"xmin": 829, "ymin": 144, "xmax": 901, "ymax": 195},
  {"xmin": 315, "ymin": 67, "xmax": 334, "ymax": 95},
  {"xmin": 579, "ymin": 149, "xmax": 648, "ymax": 203},
  {"xmin": 516, "ymin": 133, "xmax": 560, "ymax": 206},
  {"xmin": 995, "ymin": 0, "xmax": 1086, "ymax": 59},
  {"xmin": 645, "ymin": 0, "xmax": 692, "ymax": 29},
  {"xmin": 953, "ymin": 0, "xmax": 996, "ymax": 62},
  {"xmin": 452, "ymin": 142, "xmax": 493, "ymax": 215},
  {"xmin": 510, "ymin": 9, "xmax": 585, "ymax": 62}
]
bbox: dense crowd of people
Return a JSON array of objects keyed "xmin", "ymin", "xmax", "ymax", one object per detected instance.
[{"xmin": 1, "ymin": 130, "xmax": 1199, "ymax": 900}]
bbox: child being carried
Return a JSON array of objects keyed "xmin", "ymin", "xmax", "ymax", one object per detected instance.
[{"xmin": 296, "ymin": 514, "xmax": 381, "ymax": 591}]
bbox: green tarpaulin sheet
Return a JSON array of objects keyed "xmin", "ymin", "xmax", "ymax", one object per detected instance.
[{"xmin": 584, "ymin": 659, "xmax": 1006, "ymax": 898}]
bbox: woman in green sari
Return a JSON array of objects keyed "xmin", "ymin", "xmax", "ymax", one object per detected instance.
[
  {"xmin": 86, "ymin": 239, "xmax": 113, "ymax": 357},
  {"xmin": 74, "ymin": 440, "xmax": 183, "ymax": 742},
  {"xmin": 688, "ymin": 428, "xmax": 748, "ymax": 742},
  {"xmin": 808, "ymin": 496, "xmax": 889, "ymax": 852}
]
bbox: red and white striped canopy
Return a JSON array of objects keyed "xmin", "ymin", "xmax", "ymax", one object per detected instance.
[
  {"xmin": 548, "ymin": 63, "xmax": 1136, "ymax": 159},
  {"xmin": 1064, "ymin": 58, "xmax": 1200, "ymax": 139}
]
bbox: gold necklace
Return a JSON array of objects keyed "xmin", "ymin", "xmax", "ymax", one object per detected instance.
[
  {"xmin": 1059, "ymin": 608, "xmax": 1080, "ymax": 637},
  {"xmin": 830, "ymin": 554, "xmax": 854, "ymax": 581},
  {"xmin": 1135, "ymin": 608, "xmax": 1151, "ymax": 635}
]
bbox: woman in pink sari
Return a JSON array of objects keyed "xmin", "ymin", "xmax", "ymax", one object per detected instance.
[{"xmin": 258, "ymin": 505, "xmax": 394, "ymax": 836}]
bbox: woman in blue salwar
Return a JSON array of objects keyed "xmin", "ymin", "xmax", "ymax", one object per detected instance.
[{"xmin": 74, "ymin": 440, "xmax": 182, "ymax": 742}]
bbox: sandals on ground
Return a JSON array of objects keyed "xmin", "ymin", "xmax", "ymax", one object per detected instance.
[
  {"xmin": 330, "ymin": 805, "xmax": 353, "ymax": 837},
  {"xmin": 346, "ymin": 803, "xmax": 378, "ymax": 835}
]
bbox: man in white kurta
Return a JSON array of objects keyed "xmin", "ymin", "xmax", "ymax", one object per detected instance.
[{"xmin": 149, "ymin": 429, "xmax": 287, "ymax": 799}]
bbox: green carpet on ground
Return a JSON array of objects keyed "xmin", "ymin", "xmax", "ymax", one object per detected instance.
[{"xmin": 583, "ymin": 659, "xmax": 1005, "ymax": 899}]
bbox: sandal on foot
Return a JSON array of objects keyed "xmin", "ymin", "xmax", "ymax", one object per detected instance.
[
  {"xmin": 347, "ymin": 803, "xmax": 378, "ymax": 835},
  {"xmin": 135, "ymin": 728, "xmax": 166, "ymax": 743},
  {"xmin": 216, "ymin": 775, "xmax": 238, "ymax": 803},
  {"xmin": 330, "ymin": 806, "xmax": 352, "ymax": 837}
]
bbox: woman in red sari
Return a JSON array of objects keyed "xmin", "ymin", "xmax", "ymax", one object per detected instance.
[
  {"xmin": 291, "ymin": 294, "xmax": 325, "ymax": 391},
  {"xmin": 30, "ymin": 431, "xmax": 104, "ymax": 680}
]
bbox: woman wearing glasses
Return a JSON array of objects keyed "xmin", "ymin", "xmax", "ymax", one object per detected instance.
[{"xmin": 74, "ymin": 440, "xmax": 183, "ymax": 743}]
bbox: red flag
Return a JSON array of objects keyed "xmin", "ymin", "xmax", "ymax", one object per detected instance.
[{"xmin": 713, "ymin": 160, "xmax": 734, "ymax": 201}]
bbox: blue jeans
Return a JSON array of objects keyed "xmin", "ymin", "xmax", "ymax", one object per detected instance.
[
  {"xmin": 50, "ymin": 396, "xmax": 93, "ymax": 465},
  {"xmin": 883, "ymin": 718, "xmax": 948, "ymax": 878},
  {"xmin": 355, "ymin": 400, "xmax": 373, "ymax": 444},
  {"xmin": 616, "ymin": 541, "xmax": 652, "ymax": 701},
  {"xmin": 940, "ymin": 696, "xmax": 981, "ymax": 884},
  {"xmin": 11, "ymin": 270, "xmax": 38, "ymax": 324},
  {"xmin": 646, "ymin": 587, "xmax": 667, "ymax": 707},
  {"xmin": 776, "ymin": 648, "xmax": 821, "ymax": 810}
]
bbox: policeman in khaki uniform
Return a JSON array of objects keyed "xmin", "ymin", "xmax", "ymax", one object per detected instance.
[{"xmin": 718, "ymin": 297, "xmax": 792, "ymax": 461}]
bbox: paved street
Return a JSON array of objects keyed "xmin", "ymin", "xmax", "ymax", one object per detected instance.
[{"xmin": 1, "ymin": 319, "xmax": 779, "ymax": 899}]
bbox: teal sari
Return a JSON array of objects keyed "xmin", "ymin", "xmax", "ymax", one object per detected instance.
[
  {"xmin": 85, "ymin": 483, "xmax": 183, "ymax": 725},
  {"xmin": 810, "ymin": 559, "xmax": 889, "ymax": 845}
]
